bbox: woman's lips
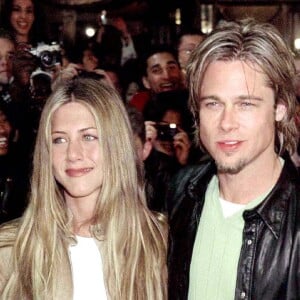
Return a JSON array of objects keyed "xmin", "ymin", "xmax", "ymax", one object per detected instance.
[{"xmin": 65, "ymin": 168, "xmax": 92, "ymax": 177}]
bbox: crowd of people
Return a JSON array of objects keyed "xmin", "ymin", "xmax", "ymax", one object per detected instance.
[
  {"xmin": 0, "ymin": 0, "xmax": 299, "ymax": 298},
  {"xmin": 0, "ymin": 0, "xmax": 207, "ymax": 220}
]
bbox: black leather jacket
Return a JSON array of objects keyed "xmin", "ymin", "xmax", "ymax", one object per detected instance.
[{"xmin": 167, "ymin": 158, "xmax": 300, "ymax": 300}]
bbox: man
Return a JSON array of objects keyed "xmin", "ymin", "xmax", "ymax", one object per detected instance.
[
  {"xmin": 0, "ymin": 28, "xmax": 15, "ymax": 104},
  {"xmin": 168, "ymin": 19, "xmax": 300, "ymax": 300},
  {"xmin": 176, "ymin": 28, "xmax": 205, "ymax": 77},
  {"xmin": 130, "ymin": 45, "xmax": 185, "ymax": 112}
]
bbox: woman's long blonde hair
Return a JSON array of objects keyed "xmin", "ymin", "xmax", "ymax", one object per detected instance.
[{"xmin": 1, "ymin": 78, "xmax": 167, "ymax": 299}]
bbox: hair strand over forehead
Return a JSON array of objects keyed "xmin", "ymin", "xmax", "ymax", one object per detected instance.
[{"xmin": 187, "ymin": 18, "xmax": 298, "ymax": 154}]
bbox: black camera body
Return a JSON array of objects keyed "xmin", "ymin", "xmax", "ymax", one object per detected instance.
[
  {"xmin": 156, "ymin": 123, "xmax": 179, "ymax": 141},
  {"xmin": 29, "ymin": 43, "xmax": 61, "ymax": 70}
]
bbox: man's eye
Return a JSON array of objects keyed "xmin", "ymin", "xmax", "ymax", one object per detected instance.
[
  {"xmin": 152, "ymin": 68, "xmax": 162, "ymax": 74},
  {"xmin": 168, "ymin": 65, "xmax": 178, "ymax": 71},
  {"xmin": 206, "ymin": 101, "xmax": 219, "ymax": 107},
  {"xmin": 240, "ymin": 101, "xmax": 254, "ymax": 107},
  {"xmin": 52, "ymin": 137, "xmax": 66, "ymax": 144}
]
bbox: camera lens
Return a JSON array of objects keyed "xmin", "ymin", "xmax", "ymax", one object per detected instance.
[{"xmin": 40, "ymin": 51, "xmax": 54, "ymax": 68}]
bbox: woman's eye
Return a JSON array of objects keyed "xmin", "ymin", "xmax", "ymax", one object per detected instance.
[
  {"xmin": 83, "ymin": 135, "xmax": 97, "ymax": 141},
  {"xmin": 52, "ymin": 137, "xmax": 66, "ymax": 144}
]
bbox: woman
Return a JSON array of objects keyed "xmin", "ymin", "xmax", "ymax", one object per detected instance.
[
  {"xmin": 1, "ymin": 0, "xmax": 44, "ymax": 49},
  {"xmin": 0, "ymin": 77, "xmax": 167, "ymax": 299}
]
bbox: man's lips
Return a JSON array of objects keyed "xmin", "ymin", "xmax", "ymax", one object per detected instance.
[
  {"xmin": 160, "ymin": 82, "xmax": 174, "ymax": 89},
  {"xmin": 217, "ymin": 140, "xmax": 243, "ymax": 151},
  {"xmin": 65, "ymin": 168, "xmax": 93, "ymax": 177}
]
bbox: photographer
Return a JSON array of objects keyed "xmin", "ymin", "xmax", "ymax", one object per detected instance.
[
  {"xmin": 143, "ymin": 90, "xmax": 196, "ymax": 212},
  {"xmin": 144, "ymin": 90, "xmax": 194, "ymax": 165}
]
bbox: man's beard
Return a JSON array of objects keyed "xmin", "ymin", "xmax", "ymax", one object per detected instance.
[{"xmin": 216, "ymin": 159, "xmax": 248, "ymax": 175}]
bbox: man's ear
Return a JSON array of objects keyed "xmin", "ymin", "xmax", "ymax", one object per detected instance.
[
  {"xmin": 142, "ymin": 76, "xmax": 151, "ymax": 90},
  {"xmin": 275, "ymin": 103, "xmax": 287, "ymax": 122},
  {"xmin": 13, "ymin": 129, "xmax": 19, "ymax": 143},
  {"xmin": 142, "ymin": 140, "xmax": 152, "ymax": 161}
]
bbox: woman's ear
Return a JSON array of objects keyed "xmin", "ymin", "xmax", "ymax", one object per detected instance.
[{"xmin": 275, "ymin": 103, "xmax": 287, "ymax": 122}]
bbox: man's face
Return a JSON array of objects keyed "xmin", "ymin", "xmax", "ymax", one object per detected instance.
[
  {"xmin": 0, "ymin": 38, "xmax": 15, "ymax": 85},
  {"xmin": 0, "ymin": 110, "xmax": 13, "ymax": 156},
  {"xmin": 142, "ymin": 52, "xmax": 183, "ymax": 94},
  {"xmin": 198, "ymin": 60, "xmax": 286, "ymax": 175},
  {"xmin": 178, "ymin": 34, "xmax": 204, "ymax": 70}
]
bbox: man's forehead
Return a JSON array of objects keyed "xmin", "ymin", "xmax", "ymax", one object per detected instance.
[{"xmin": 147, "ymin": 52, "xmax": 177, "ymax": 66}]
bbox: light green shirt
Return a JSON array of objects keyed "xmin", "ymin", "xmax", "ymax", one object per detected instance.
[{"xmin": 188, "ymin": 175, "xmax": 269, "ymax": 300}]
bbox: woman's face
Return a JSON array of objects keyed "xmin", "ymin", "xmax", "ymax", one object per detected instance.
[
  {"xmin": 10, "ymin": 0, "xmax": 35, "ymax": 41},
  {"xmin": 51, "ymin": 102, "xmax": 103, "ymax": 206}
]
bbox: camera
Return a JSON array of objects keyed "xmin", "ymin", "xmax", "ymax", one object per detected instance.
[
  {"xmin": 156, "ymin": 123, "xmax": 179, "ymax": 141},
  {"xmin": 29, "ymin": 43, "xmax": 61, "ymax": 70}
]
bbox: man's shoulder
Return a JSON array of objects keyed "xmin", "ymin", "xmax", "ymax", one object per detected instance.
[
  {"xmin": 170, "ymin": 158, "xmax": 214, "ymax": 192},
  {"xmin": 167, "ymin": 158, "xmax": 215, "ymax": 216}
]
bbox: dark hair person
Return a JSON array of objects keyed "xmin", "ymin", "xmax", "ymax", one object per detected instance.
[{"xmin": 0, "ymin": 0, "xmax": 45, "ymax": 49}]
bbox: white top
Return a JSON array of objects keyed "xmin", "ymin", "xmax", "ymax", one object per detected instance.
[
  {"xmin": 69, "ymin": 236, "xmax": 107, "ymax": 300},
  {"xmin": 219, "ymin": 197, "xmax": 246, "ymax": 218}
]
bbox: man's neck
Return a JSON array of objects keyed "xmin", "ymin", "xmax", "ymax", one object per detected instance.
[{"xmin": 218, "ymin": 155, "xmax": 283, "ymax": 205}]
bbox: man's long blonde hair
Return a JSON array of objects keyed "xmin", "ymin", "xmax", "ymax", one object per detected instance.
[
  {"xmin": 187, "ymin": 18, "xmax": 298, "ymax": 155},
  {"xmin": 1, "ymin": 78, "xmax": 167, "ymax": 299}
]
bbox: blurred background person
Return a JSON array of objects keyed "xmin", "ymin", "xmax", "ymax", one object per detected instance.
[
  {"xmin": 130, "ymin": 44, "xmax": 185, "ymax": 112},
  {"xmin": 176, "ymin": 28, "xmax": 206, "ymax": 82},
  {"xmin": 0, "ymin": 0, "xmax": 46, "ymax": 50},
  {"xmin": 0, "ymin": 29, "xmax": 15, "ymax": 105},
  {"xmin": 143, "ymin": 90, "xmax": 196, "ymax": 212},
  {"xmin": 0, "ymin": 102, "xmax": 29, "ymax": 224}
]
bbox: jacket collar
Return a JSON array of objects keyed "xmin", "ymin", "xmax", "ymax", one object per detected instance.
[
  {"xmin": 186, "ymin": 157, "xmax": 299, "ymax": 239},
  {"xmin": 243, "ymin": 158, "xmax": 299, "ymax": 239},
  {"xmin": 187, "ymin": 160, "xmax": 216, "ymax": 202}
]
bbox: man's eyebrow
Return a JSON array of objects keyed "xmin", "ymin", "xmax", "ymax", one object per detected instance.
[
  {"xmin": 166, "ymin": 60, "xmax": 178, "ymax": 65},
  {"xmin": 199, "ymin": 95, "xmax": 219, "ymax": 102},
  {"xmin": 149, "ymin": 63, "xmax": 161, "ymax": 70},
  {"xmin": 238, "ymin": 95, "xmax": 263, "ymax": 101},
  {"xmin": 199, "ymin": 95, "xmax": 263, "ymax": 102}
]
